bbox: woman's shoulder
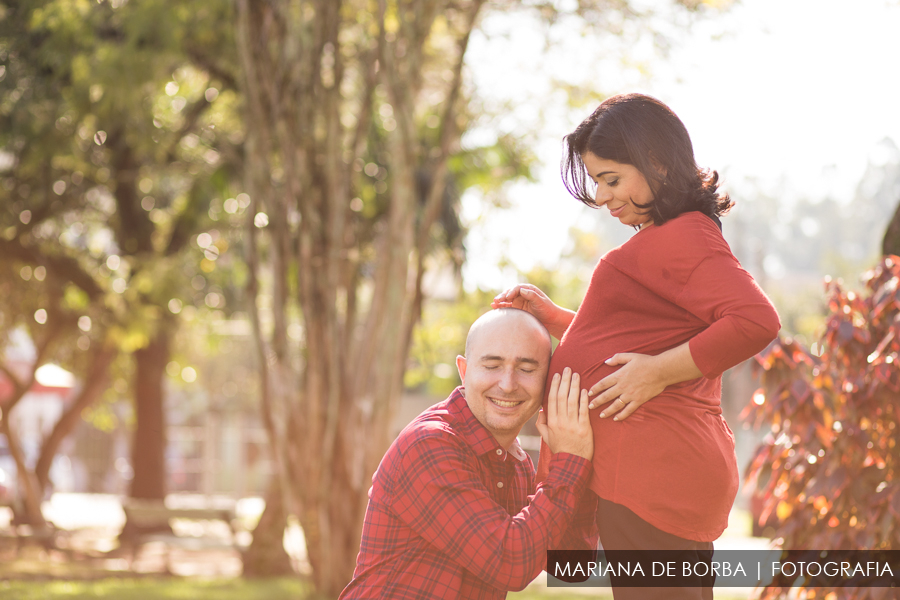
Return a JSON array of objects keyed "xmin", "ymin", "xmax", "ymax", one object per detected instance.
[
  {"xmin": 658, "ymin": 210, "xmax": 722, "ymax": 235},
  {"xmin": 603, "ymin": 211, "xmax": 733, "ymax": 284},
  {"xmin": 643, "ymin": 211, "xmax": 729, "ymax": 254}
]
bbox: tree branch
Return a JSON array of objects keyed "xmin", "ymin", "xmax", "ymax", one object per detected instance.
[
  {"xmin": 184, "ymin": 46, "xmax": 240, "ymax": 92},
  {"xmin": 163, "ymin": 94, "xmax": 212, "ymax": 163},
  {"xmin": 34, "ymin": 345, "xmax": 117, "ymax": 491},
  {"xmin": 0, "ymin": 239, "xmax": 105, "ymax": 301}
]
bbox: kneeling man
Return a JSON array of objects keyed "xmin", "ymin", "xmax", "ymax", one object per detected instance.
[{"xmin": 340, "ymin": 308, "xmax": 597, "ymax": 599}]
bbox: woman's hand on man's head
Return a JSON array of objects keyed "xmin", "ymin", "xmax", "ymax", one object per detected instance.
[{"xmin": 491, "ymin": 284, "xmax": 575, "ymax": 339}]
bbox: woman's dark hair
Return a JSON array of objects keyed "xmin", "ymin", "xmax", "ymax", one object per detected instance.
[{"xmin": 562, "ymin": 93, "xmax": 733, "ymax": 226}]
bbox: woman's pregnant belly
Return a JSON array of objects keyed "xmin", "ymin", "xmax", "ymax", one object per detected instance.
[{"xmin": 548, "ymin": 342, "xmax": 739, "ymax": 539}]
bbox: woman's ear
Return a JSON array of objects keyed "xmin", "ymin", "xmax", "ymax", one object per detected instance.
[{"xmin": 648, "ymin": 153, "xmax": 667, "ymax": 179}]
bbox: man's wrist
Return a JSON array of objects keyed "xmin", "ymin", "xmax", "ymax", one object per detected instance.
[
  {"xmin": 547, "ymin": 451, "xmax": 593, "ymax": 485},
  {"xmin": 551, "ymin": 444, "xmax": 592, "ymax": 462}
]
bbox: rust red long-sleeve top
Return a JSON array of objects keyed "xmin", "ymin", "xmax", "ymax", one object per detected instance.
[{"xmin": 538, "ymin": 211, "xmax": 780, "ymax": 542}]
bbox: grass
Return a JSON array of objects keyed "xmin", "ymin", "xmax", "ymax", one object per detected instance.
[
  {"xmin": 0, "ymin": 578, "xmax": 761, "ymax": 599},
  {"xmin": 0, "ymin": 578, "xmax": 310, "ymax": 600},
  {"xmin": 508, "ymin": 589, "xmax": 614, "ymax": 599},
  {"xmin": 509, "ymin": 589, "xmax": 753, "ymax": 600}
]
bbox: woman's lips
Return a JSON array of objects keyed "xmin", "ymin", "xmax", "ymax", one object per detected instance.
[{"xmin": 609, "ymin": 205, "xmax": 624, "ymax": 218}]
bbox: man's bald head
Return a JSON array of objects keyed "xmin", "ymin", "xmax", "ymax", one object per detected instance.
[
  {"xmin": 464, "ymin": 309, "xmax": 551, "ymax": 362},
  {"xmin": 456, "ymin": 308, "xmax": 552, "ymax": 447}
]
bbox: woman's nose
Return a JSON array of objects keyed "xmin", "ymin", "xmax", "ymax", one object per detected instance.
[{"xmin": 595, "ymin": 187, "xmax": 611, "ymax": 206}]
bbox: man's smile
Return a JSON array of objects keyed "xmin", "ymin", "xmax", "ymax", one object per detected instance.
[{"xmin": 489, "ymin": 397, "xmax": 525, "ymax": 408}]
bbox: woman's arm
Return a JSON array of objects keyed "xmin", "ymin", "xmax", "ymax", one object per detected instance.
[
  {"xmin": 491, "ymin": 284, "xmax": 575, "ymax": 340},
  {"xmin": 587, "ymin": 238, "xmax": 780, "ymax": 421}
]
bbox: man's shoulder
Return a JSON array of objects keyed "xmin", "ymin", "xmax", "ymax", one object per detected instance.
[{"xmin": 393, "ymin": 399, "xmax": 466, "ymax": 456}]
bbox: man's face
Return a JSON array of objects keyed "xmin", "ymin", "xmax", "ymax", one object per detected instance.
[{"xmin": 456, "ymin": 313, "xmax": 550, "ymax": 447}]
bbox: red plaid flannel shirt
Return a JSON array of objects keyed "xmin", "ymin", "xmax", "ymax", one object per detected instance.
[{"xmin": 339, "ymin": 387, "xmax": 598, "ymax": 599}]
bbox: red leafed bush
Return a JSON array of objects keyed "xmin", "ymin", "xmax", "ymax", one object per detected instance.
[{"xmin": 744, "ymin": 256, "xmax": 900, "ymax": 600}]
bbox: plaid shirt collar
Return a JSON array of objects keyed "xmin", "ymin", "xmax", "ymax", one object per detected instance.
[{"xmin": 446, "ymin": 386, "xmax": 528, "ymax": 463}]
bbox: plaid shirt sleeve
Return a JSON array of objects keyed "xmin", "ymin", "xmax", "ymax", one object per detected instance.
[
  {"xmin": 537, "ymin": 437, "xmax": 600, "ymax": 550},
  {"xmin": 390, "ymin": 432, "xmax": 592, "ymax": 592}
]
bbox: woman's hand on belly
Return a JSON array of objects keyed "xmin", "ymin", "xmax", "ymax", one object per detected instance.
[{"xmin": 587, "ymin": 342, "xmax": 703, "ymax": 420}]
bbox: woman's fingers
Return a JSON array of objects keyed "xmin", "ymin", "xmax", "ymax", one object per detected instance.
[
  {"xmin": 607, "ymin": 395, "xmax": 648, "ymax": 421},
  {"xmin": 588, "ymin": 378, "xmax": 617, "ymax": 410},
  {"xmin": 492, "ymin": 284, "xmax": 544, "ymax": 304},
  {"xmin": 493, "ymin": 285, "xmax": 522, "ymax": 303},
  {"xmin": 588, "ymin": 375, "xmax": 613, "ymax": 398},
  {"xmin": 599, "ymin": 396, "xmax": 627, "ymax": 419},
  {"xmin": 492, "ymin": 285, "xmax": 526, "ymax": 309},
  {"xmin": 578, "ymin": 389, "xmax": 589, "ymax": 423},
  {"xmin": 612, "ymin": 400, "xmax": 640, "ymax": 421}
]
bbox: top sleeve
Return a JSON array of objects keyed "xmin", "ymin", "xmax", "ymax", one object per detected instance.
[
  {"xmin": 620, "ymin": 214, "xmax": 780, "ymax": 378},
  {"xmin": 678, "ymin": 248, "xmax": 781, "ymax": 378},
  {"xmin": 390, "ymin": 435, "xmax": 592, "ymax": 592}
]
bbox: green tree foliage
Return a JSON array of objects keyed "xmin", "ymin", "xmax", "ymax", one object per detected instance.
[
  {"xmin": 405, "ymin": 288, "xmax": 497, "ymax": 397},
  {"xmin": 744, "ymin": 256, "xmax": 900, "ymax": 600},
  {"xmin": 0, "ymin": 0, "xmax": 240, "ymax": 524}
]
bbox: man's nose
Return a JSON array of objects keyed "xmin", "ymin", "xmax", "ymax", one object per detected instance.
[{"xmin": 497, "ymin": 367, "xmax": 517, "ymax": 392}]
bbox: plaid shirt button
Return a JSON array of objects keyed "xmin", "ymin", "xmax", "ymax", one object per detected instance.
[{"xmin": 496, "ymin": 481, "xmax": 504, "ymax": 488}]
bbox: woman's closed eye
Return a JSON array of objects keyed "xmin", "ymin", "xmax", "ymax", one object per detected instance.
[{"xmin": 605, "ymin": 178, "xmax": 619, "ymax": 187}]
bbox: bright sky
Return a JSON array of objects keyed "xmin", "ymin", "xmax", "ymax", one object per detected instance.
[{"xmin": 461, "ymin": 0, "xmax": 900, "ymax": 290}]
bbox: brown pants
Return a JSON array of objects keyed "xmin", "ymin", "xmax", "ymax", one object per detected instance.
[{"xmin": 596, "ymin": 496, "xmax": 715, "ymax": 600}]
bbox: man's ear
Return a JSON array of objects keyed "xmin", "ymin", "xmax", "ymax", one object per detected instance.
[{"xmin": 456, "ymin": 355, "xmax": 467, "ymax": 383}]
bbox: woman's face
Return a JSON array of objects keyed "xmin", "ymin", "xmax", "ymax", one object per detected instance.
[{"xmin": 581, "ymin": 152, "xmax": 654, "ymax": 227}]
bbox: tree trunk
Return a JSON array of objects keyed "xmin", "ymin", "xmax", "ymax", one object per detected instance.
[
  {"xmin": 883, "ymin": 198, "xmax": 900, "ymax": 257},
  {"xmin": 130, "ymin": 323, "xmax": 172, "ymax": 500},
  {"xmin": 0, "ymin": 420, "xmax": 45, "ymax": 528},
  {"xmin": 121, "ymin": 318, "xmax": 174, "ymax": 541},
  {"xmin": 236, "ymin": 1, "xmax": 484, "ymax": 596},
  {"xmin": 0, "ymin": 325, "xmax": 63, "ymax": 528},
  {"xmin": 241, "ymin": 476, "xmax": 293, "ymax": 577}
]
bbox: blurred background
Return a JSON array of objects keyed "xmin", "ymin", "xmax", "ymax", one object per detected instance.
[{"xmin": 1, "ymin": 0, "xmax": 899, "ymax": 598}]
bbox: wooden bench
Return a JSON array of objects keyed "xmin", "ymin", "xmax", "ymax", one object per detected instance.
[{"xmin": 121, "ymin": 499, "xmax": 244, "ymax": 574}]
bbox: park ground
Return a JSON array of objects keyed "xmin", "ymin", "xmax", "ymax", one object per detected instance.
[{"xmin": 0, "ymin": 493, "xmax": 768, "ymax": 599}]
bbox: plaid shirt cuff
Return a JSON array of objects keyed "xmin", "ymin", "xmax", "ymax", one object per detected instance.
[{"xmin": 546, "ymin": 452, "xmax": 591, "ymax": 493}]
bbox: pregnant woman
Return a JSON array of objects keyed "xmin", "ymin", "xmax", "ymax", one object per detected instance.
[{"xmin": 493, "ymin": 93, "xmax": 780, "ymax": 599}]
